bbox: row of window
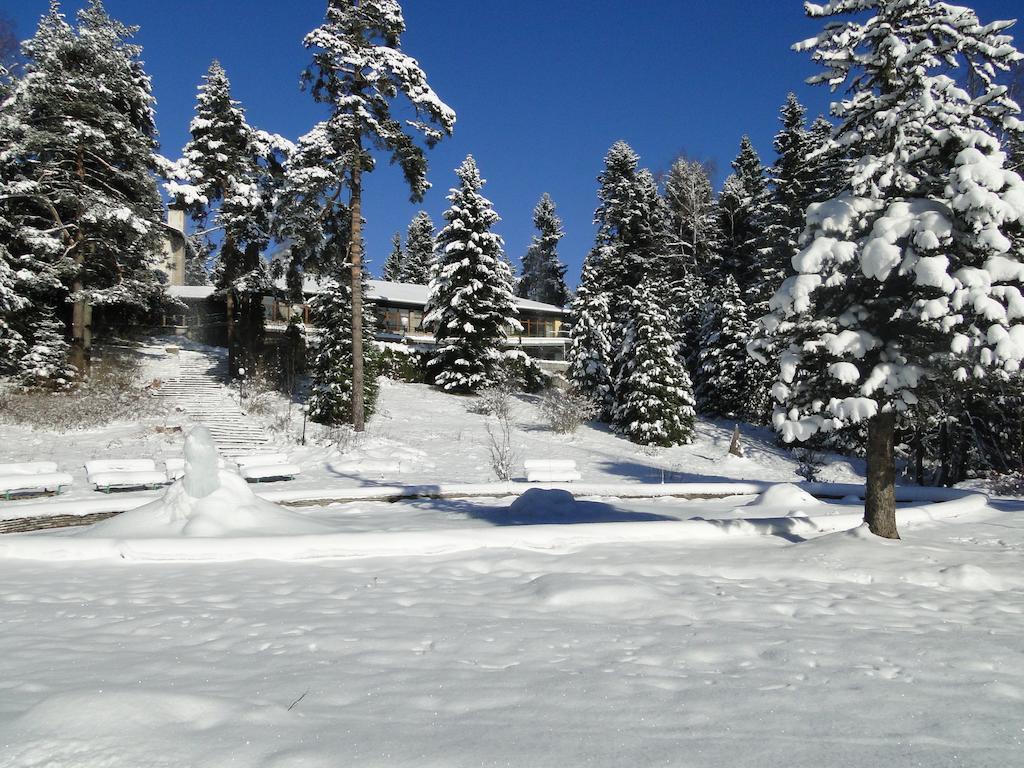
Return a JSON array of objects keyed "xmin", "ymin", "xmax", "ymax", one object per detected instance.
[{"xmin": 264, "ymin": 299, "xmax": 563, "ymax": 338}]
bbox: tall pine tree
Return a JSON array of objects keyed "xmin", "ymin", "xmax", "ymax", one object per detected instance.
[
  {"xmin": 425, "ymin": 156, "xmax": 520, "ymax": 393},
  {"xmin": 518, "ymin": 193, "xmax": 569, "ymax": 306},
  {"xmin": 1, "ymin": 1, "xmax": 165, "ymax": 380},
  {"xmin": 168, "ymin": 60, "xmax": 290, "ymax": 375},
  {"xmin": 718, "ymin": 136, "xmax": 771, "ymax": 291},
  {"xmin": 299, "ymin": 0, "xmax": 455, "ymax": 430}
]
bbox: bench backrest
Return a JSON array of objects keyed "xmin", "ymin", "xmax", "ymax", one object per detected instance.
[
  {"xmin": 523, "ymin": 459, "xmax": 578, "ymax": 472},
  {"xmin": 0, "ymin": 462, "xmax": 59, "ymax": 476},
  {"xmin": 85, "ymin": 459, "xmax": 157, "ymax": 475}
]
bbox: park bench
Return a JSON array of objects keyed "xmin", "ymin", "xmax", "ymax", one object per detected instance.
[
  {"xmin": 0, "ymin": 462, "xmax": 74, "ymax": 500},
  {"xmin": 524, "ymin": 459, "xmax": 582, "ymax": 483},
  {"xmin": 233, "ymin": 453, "xmax": 302, "ymax": 482},
  {"xmin": 85, "ymin": 459, "xmax": 169, "ymax": 493}
]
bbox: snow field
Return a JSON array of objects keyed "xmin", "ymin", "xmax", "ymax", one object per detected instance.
[{"xmin": 1, "ymin": 500, "xmax": 1022, "ymax": 767}]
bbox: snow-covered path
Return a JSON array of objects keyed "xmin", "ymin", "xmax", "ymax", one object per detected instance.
[
  {"xmin": 158, "ymin": 350, "xmax": 271, "ymax": 456},
  {"xmin": 1, "ymin": 504, "xmax": 1021, "ymax": 768}
]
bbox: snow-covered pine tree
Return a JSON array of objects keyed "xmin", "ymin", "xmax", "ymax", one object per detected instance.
[
  {"xmin": 717, "ymin": 136, "xmax": 771, "ymax": 291},
  {"xmin": 593, "ymin": 142, "xmax": 668, "ymax": 318},
  {"xmin": 806, "ymin": 116, "xmax": 847, "ymax": 204},
  {"xmin": 764, "ymin": 0, "xmax": 1024, "ymax": 539},
  {"xmin": 518, "ymin": 193, "xmax": 569, "ymax": 306},
  {"xmin": 398, "ymin": 211, "xmax": 436, "ymax": 284},
  {"xmin": 382, "ymin": 232, "xmax": 404, "ymax": 281},
  {"xmin": 299, "ymin": 0, "xmax": 455, "ymax": 430},
  {"xmin": 758, "ymin": 95, "xmax": 813, "ymax": 303},
  {"xmin": 168, "ymin": 60, "xmax": 291, "ymax": 375},
  {"xmin": 567, "ymin": 256, "xmax": 614, "ymax": 415},
  {"xmin": 1, "ymin": 1, "xmax": 165, "ymax": 379},
  {"xmin": 612, "ymin": 283, "xmax": 696, "ymax": 447},
  {"xmin": 0, "ymin": 240, "xmax": 26, "ymax": 373},
  {"xmin": 425, "ymin": 156, "xmax": 520, "ymax": 393},
  {"xmin": 694, "ymin": 274, "xmax": 756, "ymax": 419}
]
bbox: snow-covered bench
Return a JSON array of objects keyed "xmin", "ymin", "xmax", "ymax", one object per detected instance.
[
  {"xmin": 0, "ymin": 462, "xmax": 74, "ymax": 500},
  {"xmin": 524, "ymin": 459, "xmax": 582, "ymax": 483},
  {"xmin": 233, "ymin": 454, "xmax": 302, "ymax": 482},
  {"xmin": 85, "ymin": 459, "xmax": 169, "ymax": 493}
]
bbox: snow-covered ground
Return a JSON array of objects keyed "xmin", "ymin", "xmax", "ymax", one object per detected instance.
[
  {"xmin": 1, "ymin": 345, "xmax": 1022, "ymax": 766},
  {"xmin": 0, "ymin": 496, "xmax": 1022, "ymax": 767}
]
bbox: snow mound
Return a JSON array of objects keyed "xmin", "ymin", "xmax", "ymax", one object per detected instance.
[
  {"xmin": 525, "ymin": 573, "xmax": 663, "ymax": 608},
  {"xmin": 83, "ymin": 426, "xmax": 331, "ymax": 538},
  {"xmin": 508, "ymin": 488, "xmax": 576, "ymax": 518},
  {"xmin": 936, "ymin": 564, "xmax": 1006, "ymax": 592},
  {"xmin": 748, "ymin": 483, "xmax": 821, "ymax": 511}
]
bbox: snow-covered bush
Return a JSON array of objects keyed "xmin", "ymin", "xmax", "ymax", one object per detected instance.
[
  {"xmin": 498, "ymin": 351, "xmax": 549, "ymax": 394},
  {"xmin": 540, "ymin": 387, "xmax": 599, "ymax": 434},
  {"xmin": 376, "ymin": 344, "xmax": 428, "ymax": 384},
  {"xmin": 484, "ymin": 412, "xmax": 518, "ymax": 482},
  {"xmin": 474, "ymin": 383, "xmax": 514, "ymax": 422}
]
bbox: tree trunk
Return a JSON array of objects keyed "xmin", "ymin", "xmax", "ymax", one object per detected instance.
[
  {"xmin": 70, "ymin": 150, "xmax": 90, "ymax": 379},
  {"xmin": 349, "ymin": 147, "xmax": 366, "ymax": 433},
  {"xmin": 226, "ymin": 290, "xmax": 237, "ymax": 377},
  {"xmin": 865, "ymin": 410, "xmax": 899, "ymax": 539}
]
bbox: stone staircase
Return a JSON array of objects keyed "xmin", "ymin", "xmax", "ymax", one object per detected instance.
[{"xmin": 159, "ymin": 351, "xmax": 273, "ymax": 457}]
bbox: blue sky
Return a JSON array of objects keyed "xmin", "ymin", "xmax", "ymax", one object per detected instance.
[{"xmin": 5, "ymin": 0, "xmax": 1022, "ymax": 286}]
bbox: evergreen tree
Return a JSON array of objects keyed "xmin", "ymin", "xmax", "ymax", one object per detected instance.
[
  {"xmin": 298, "ymin": 0, "xmax": 455, "ymax": 430},
  {"xmin": 0, "ymin": 1, "xmax": 165, "ymax": 379},
  {"xmin": 694, "ymin": 275, "xmax": 756, "ymax": 419},
  {"xmin": 612, "ymin": 283, "xmax": 696, "ymax": 447},
  {"xmin": 758, "ymin": 95, "xmax": 813, "ymax": 303},
  {"xmin": 592, "ymin": 142, "xmax": 667, "ymax": 319},
  {"xmin": 425, "ymin": 156, "xmax": 520, "ymax": 393},
  {"xmin": 382, "ymin": 232, "xmax": 404, "ymax": 281},
  {"xmin": 184, "ymin": 234, "xmax": 211, "ymax": 287},
  {"xmin": 518, "ymin": 193, "xmax": 569, "ymax": 306},
  {"xmin": 717, "ymin": 136, "xmax": 771, "ymax": 290},
  {"xmin": 398, "ymin": 211, "xmax": 436, "ymax": 284},
  {"xmin": 168, "ymin": 60, "xmax": 290, "ymax": 375},
  {"xmin": 764, "ymin": 0, "xmax": 1024, "ymax": 539},
  {"xmin": 567, "ymin": 258, "xmax": 614, "ymax": 414}
]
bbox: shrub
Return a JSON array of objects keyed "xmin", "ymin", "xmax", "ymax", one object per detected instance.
[
  {"xmin": 376, "ymin": 344, "xmax": 428, "ymax": 383},
  {"xmin": 540, "ymin": 387, "xmax": 599, "ymax": 434}
]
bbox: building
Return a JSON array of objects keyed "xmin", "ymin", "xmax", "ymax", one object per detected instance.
[{"xmin": 161, "ymin": 216, "xmax": 570, "ymax": 368}]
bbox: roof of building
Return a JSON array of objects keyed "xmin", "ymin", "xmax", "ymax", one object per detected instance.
[{"xmin": 169, "ymin": 278, "xmax": 570, "ymax": 315}]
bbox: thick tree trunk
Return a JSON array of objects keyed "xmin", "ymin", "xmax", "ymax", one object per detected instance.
[
  {"xmin": 865, "ymin": 410, "xmax": 899, "ymax": 539},
  {"xmin": 349, "ymin": 149, "xmax": 366, "ymax": 433}
]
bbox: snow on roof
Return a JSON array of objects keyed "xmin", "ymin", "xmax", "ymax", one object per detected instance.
[{"xmin": 169, "ymin": 279, "xmax": 569, "ymax": 315}]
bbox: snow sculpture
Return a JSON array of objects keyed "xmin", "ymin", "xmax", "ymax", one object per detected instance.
[
  {"xmin": 182, "ymin": 425, "xmax": 220, "ymax": 499},
  {"xmin": 83, "ymin": 426, "xmax": 329, "ymax": 538}
]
